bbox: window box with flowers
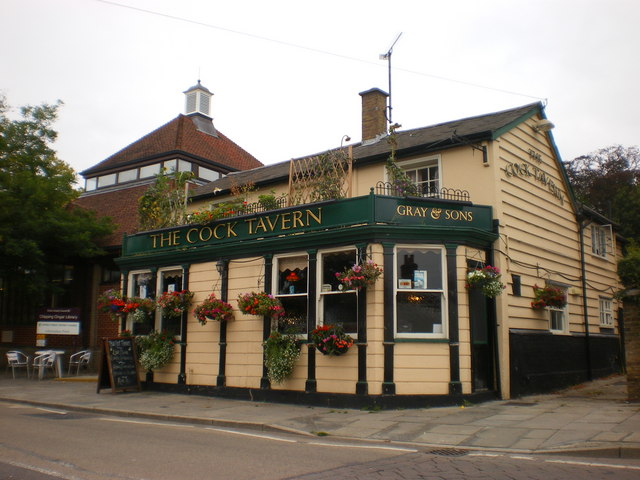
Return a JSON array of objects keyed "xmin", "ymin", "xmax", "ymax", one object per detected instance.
[
  {"xmin": 465, "ymin": 266, "xmax": 505, "ymax": 298},
  {"xmin": 311, "ymin": 324, "xmax": 354, "ymax": 356},
  {"xmin": 335, "ymin": 260, "xmax": 383, "ymax": 291},
  {"xmin": 531, "ymin": 284, "xmax": 567, "ymax": 310},
  {"xmin": 156, "ymin": 290, "xmax": 194, "ymax": 320},
  {"xmin": 193, "ymin": 293, "xmax": 234, "ymax": 325},
  {"xmin": 237, "ymin": 291, "xmax": 285, "ymax": 317}
]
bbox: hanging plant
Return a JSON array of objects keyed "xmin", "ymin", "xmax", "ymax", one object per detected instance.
[
  {"xmin": 135, "ymin": 330, "xmax": 176, "ymax": 372},
  {"xmin": 465, "ymin": 266, "xmax": 505, "ymax": 298},
  {"xmin": 237, "ymin": 291, "xmax": 285, "ymax": 317},
  {"xmin": 127, "ymin": 297, "xmax": 156, "ymax": 323},
  {"xmin": 310, "ymin": 324, "xmax": 354, "ymax": 356},
  {"xmin": 193, "ymin": 293, "xmax": 234, "ymax": 325},
  {"xmin": 531, "ymin": 284, "xmax": 567, "ymax": 310},
  {"xmin": 156, "ymin": 290, "xmax": 194, "ymax": 319},
  {"xmin": 335, "ymin": 260, "xmax": 383, "ymax": 290},
  {"xmin": 263, "ymin": 330, "xmax": 302, "ymax": 384}
]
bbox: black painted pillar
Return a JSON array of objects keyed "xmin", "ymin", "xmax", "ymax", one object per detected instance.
[
  {"xmin": 356, "ymin": 245, "xmax": 368, "ymax": 395},
  {"xmin": 120, "ymin": 271, "xmax": 129, "ymax": 332},
  {"xmin": 260, "ymin": 255, "xmax": 273, "ymax": 389},
  {"xmin": 305, "ymin": 250, "xmax": 317, "ymax": 393},
  {"xmin": 382, "ymin": 242, "xmax": 395, "ymax": 395},
  {"xmin": 446, "ymin": 244, "xmax": 462, "ymax": 396},
  {"xmin": 177, "ymin": 263, "xmax": 190, "ymax": 385},
  {"xmin": 216, "ymin": 259, "xmax": 229, "ymax": 387}
]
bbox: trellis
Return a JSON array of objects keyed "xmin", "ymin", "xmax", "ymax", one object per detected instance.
[{"xmin": 288, "ymin": 146, "xmax": 352, "ymax": 206}]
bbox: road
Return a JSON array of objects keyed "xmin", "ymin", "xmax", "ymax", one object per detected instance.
[{"xmin": 1, "ymin": 402, "xmax": 639, "ymax": 479}]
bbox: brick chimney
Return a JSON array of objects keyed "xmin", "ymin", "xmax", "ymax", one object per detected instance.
[{"xmin": 359, "ymin": 88, "xmax": 389, "ymax": 142}]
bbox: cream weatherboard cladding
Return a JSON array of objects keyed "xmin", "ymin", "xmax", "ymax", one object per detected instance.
[{"xmin": 117, "ymin": 101, "xmax": 622, "ymax": 406}]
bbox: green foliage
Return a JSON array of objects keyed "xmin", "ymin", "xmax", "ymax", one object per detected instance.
[
  {"xmin": 618, "ymin": 242, "xmax": 640, "ymax": 290},
  {"xmin": 309, "ymin": 151, "xmax": 348, "ymax": 202},
  {"xmin": 565, "ymin": 145, "xmax": 640, "ymax": 241},
  {"xmin": 138, "ymin": 168, "xmax": 194, "ymax": 230},
  {"xmin": 263, "ymin": 330, "xmax": 301, "ymax": 383},
  {"xmin": 0, "ymin": 95, "xmax": 113, "ymax": 303},
  {"xmin": 135, "ymin": 330, "xmax": 176, "ymax": 372},
  {"xmin": 385, "ymin": 124, "xmax": 418, "ymax": 196},
  {"xmin": 258, "ymin": 190, "xmax": 286, "ymax": 211}
]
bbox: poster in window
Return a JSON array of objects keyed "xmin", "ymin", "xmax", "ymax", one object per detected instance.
[
  {"xmin": 167, "ymin": 284, "xmax": 175, "ymax": 293},
  {"xmin": 139, "ymin": 285, "xmax": 147, "ymax": 298},
  {"xmin": 398, "ymin": 279, "xmax": 412, "ymax": 289},
  {"xmin": 413, "ymin": 270, "xmax": 427, "ymax": 289}
]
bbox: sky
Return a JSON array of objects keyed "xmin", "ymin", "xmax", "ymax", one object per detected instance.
[{"xmin": 2, "ymin": 0, "xmax": 639, "ymax": 183}]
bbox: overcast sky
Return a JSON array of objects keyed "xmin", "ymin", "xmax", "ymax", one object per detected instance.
[{"xmin": 2, "ymin": 0, "xmax": 638, "ymax": 182}]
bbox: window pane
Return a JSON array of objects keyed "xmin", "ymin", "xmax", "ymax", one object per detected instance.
[
  {"xmin": 323, "ymin": 293, "xmax": 357, "ymax": 333},
  {"xmin": 397, "ymin": 248, "xmax": 442, "ymax": 290},
  {"xmin": 322, "ymin": 250, "xmax": 355, "ymax": 292},
  {"xmin": 178, "ymin": 159, "xmax": 191, "ymax": 172},
  {"xmin": 397, "ymin": 292, "xmax": 442, "ymax": 334},
  {"xmin": 140, "ymin": 164, "xmax": 161, "ymax": 178},
  {"xmin": 279, "ymin": 296, "xmax": 307, "ymax": 334},
  {"xmin": 131, "ymin": 272, "xmax": 154, "ymax": 335},
  {"xmin": 199, "ymin": 166, "xmax": 220, "ymax": 182},
  {"xmin": 118, "ymin": 169, "xmax": 137, "ymax": 183},
  {"xmin": 85, "ymin": 177, "xmax": 97, "ymax": 191},
  {"xmin": 550, "ymin": 310, "xmax": 564, "ymax": 331},
  {"xmin": 164, "ymin": 159, "xmax": 177, "ymax": 172},
  {"xmin": 97, "ymin": 173, "xmax": 116, "ymax": 188},
  {"xmin": 277, "ymin": 256, "xmax": 308, "ymax": 295},
  {"xmin": 160, "ymin": 270, "xmax": 183, "ymax": 335}
]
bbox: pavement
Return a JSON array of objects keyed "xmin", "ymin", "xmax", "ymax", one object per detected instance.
[{"xmin": 1, "ymin": 373, "xmax": 639, "ymax": 459}]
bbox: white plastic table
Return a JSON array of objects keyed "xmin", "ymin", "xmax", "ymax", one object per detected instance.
[{"xmin": 35, "ymin": 350, "xmax": 65, "ymax": 379}]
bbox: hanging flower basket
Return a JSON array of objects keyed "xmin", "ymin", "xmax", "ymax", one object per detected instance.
[
  {"xmin": 310, "ymin": 324, "xmax": 354, "ymax": 356},
  {"xmin": 263, "ymin": 330, "xmax": 302, "ymax": 384},
  {"xmin": 237, "ymin": 291, "xmax": 285, "ymax": 317},
  {"xmin": 127, "ymin": 297, "xmax": 156, "ymax": 323},
  {"xmin": 135, "ymin": 330, "xmax": 176, "ymax": 372},
  {"xmin": 156, "ymin": 290, "xmax": 194, "ymax": 320},
  {"xmin": 335, "ymin": 260, "xmax": 383, "ymax": 290},
  {"xmin": 465, "ymin": 266, "xmax": 505, "ymax": 298},
  {"xmin": 531, "ymin": 284, "xmax": 567, "ymax": 310},
  {"xmin": 193, "ymin": 293, "xmax": 234, "ymax": 325},
  {"xmin": 97, "ymin": 289, "xmax": 128, "ymax": 321}
]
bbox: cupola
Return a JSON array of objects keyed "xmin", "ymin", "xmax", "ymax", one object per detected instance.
[{"xmin": 183, "ymin": 80, "xmax": 217, "ymax": 137}]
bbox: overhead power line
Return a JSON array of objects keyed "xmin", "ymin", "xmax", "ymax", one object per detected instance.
[{"xmin": 94, "ymin": 0, "xmax": 545, "ymax": 101}]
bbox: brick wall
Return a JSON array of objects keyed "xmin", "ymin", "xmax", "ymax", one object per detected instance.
[{"xmin": 624, "ymin": 296, "xmax": 640, "ymax": 401}]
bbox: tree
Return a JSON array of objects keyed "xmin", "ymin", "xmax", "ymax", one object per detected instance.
[
  {"xmin": 0, "ymin": 95, "xmax": 113, "ymax": 310},
  {"xmin": 565, "ymin": 145, "xmax": 640, "ymax": 241}
]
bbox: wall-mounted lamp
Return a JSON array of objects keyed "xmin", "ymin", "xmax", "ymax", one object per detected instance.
[
  {"xmin": 216, "ymin": 259, "xmax": 227, "ymax": 275},
  {"xmin": 533, "ymin": 119, "xmax": 555, "ymax": 133},
  {"xmin": 341, "ymin": 135, "xmax": 351, "ymax": 147}
]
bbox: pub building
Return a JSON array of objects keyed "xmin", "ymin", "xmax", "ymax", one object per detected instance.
[{"xmin": 115, "ymin": 88, "xmax": 623, "ymax": 407}]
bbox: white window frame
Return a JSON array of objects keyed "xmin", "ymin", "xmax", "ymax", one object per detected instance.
[
  {"xmin": 126, "ymin": 269, "xmax": 154, "ymax": 334},
  {"xmin": 394, "ymin": 245, "xmax": 448, "ymax": 339},
  {"xmin": 591, "ymin": 225, "xmax": 610, "ymax": 258},
  {"xmin": 157, "ymin": 266, "xmax": 185, "ymax": 339},
  {"xmin": 395, "ymin": 155, "xmax": 441, "ymax": 196},
  {"xmin": 548, "ymin": 285, "xmax": 569, "ymax": 334},
  {"xmin": 272, "ymin": 252, "xmax": 309, "ymax": 334},
  {"xmin": 316, "ymin": 247, "xmax": 358, "ymax": 336},
  {"xmin": 599, "ymin": 297, "xmax": 614, "ymax": 328}
]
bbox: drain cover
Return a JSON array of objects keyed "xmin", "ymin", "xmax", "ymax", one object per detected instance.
[{"xmin": 428, "ymin": 448, "xmax": 468, "ymax": 457}]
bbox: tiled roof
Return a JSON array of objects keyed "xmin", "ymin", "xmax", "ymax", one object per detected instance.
[
  {"xmin": 74, "ymin": 184, "xmax": 150, "ymax": 248},
  {"xmin": 80, "ymin": 114, "xmax": 262, "ymax": 176},
  {"xmin": 193, "ymin": 102, "xmax": 542, "ymax": 198}
]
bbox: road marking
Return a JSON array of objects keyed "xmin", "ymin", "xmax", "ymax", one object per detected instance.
[
  {"xmin": 205, "ymin": 427, "xmax": 297, "ymax": 443},
  {"xmin": 308, "ymin": 441, "xmax": 418, "ymax": 453},
  {"xmin": 1, "ymin": 458, "xmax": 83, "ymax": 480},
  {"xmin": 36, "ymin": 407, "xmax": 68, "ymax": 415},
  {"xmin": 100, "ymin": 417, "xmax": 194, "ymax": 429}
]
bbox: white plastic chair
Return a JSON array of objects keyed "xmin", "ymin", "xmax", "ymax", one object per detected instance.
[
  {"xmin": 32, "ymin": 351, "xmax": 56, "ymax": 380},
  {"xmin": 67, "ymin": 350, "xmax": 91, "ymax": 375},
  {"xmin": 6, "ymin": 351, "xmax": 30, "ymax": 379}
]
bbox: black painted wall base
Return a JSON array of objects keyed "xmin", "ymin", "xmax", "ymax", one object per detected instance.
[
  {"xmin": 510, "ymin": 329, "xmax": 622, "ymax": 397},
  {"xmin": 142, "ymin": 381, "xmax": 498, "ymax": 410}
]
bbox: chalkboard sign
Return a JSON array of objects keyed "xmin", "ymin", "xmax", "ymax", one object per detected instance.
[{"xmin": 97, "ymin": 337, "xmax": 141, "ymax": 393}]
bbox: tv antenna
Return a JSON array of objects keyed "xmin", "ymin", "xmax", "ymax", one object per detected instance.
[{"xmin": 379, "ymin": 32, "xmax": 402, "ymax": 124}]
